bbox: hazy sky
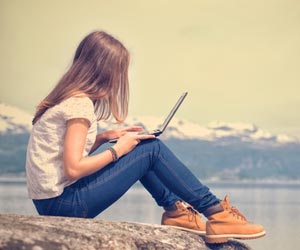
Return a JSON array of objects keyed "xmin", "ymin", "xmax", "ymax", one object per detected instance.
[{"xmin": 1, "ymin": 0, "xmax": 299, "ymax": 136}]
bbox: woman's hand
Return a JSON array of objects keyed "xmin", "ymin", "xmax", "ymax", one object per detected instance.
[
  {"xmin": 102, "ymin": 126, "xmax": 144, "ymax": 141},
  {"xmin": 90, "ymin": 126, "xmax": 144, "ymax": 154},
  {"xmin": 113, "ymin": 132, "xmax": 155, "ymax": 158}
]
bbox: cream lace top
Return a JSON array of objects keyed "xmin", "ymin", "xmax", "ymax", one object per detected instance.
[{"xmin": 26, "ymin": 96, "xmax": 97, "ymax": 199}]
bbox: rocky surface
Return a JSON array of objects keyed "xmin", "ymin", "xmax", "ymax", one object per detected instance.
[{"xmin": 0, "ymin": 214, "xmax": 251, "ymax": 250}]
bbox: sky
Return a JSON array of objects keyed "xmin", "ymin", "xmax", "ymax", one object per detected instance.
[{"xmin": 1, "ymin": 0, "xmax": 299, "ymax": 136}]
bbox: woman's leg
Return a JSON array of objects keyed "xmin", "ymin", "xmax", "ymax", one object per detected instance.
[
  {"xmin": 139, "ymin": 171, "xmax": 179, "ymax": 208},
  {"xmin": 136, "ymin": 139, "xmax": 220, "ymax": 212},
  {"xmin": 34, "ymin": 139, "xmax": 219, "ymax": 218}
]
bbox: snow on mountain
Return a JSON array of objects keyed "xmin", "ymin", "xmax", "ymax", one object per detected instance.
[
  {"xmin": 176, "ymin": 120, "xmax": 298, "ymax": 144},
  {"xmin": 206, "ymin": 121, "xmax": 299, "ymax": 144},
  {"xmin": 99, "ymin": 116, "xmax": 299, "ymax": 145},
  {"xmin": 0, "ymin": 102, "xmax": 32, "ymax": 134},
  {"xmin": 0, "ymin": 102, "xmax": 298, "ymax": 144}
]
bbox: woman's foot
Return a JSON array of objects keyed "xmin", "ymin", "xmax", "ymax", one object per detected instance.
[
  {"xmin": 205, "ymin": 196, "xmax": 266, "ymax": 243},
  {"xmin": 161, "ymin": 201, "xmax": 206, "ymax": 235}
]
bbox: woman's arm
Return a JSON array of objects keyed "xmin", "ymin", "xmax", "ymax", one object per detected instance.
[
  {"xmin": 63, "ymin": 119, "xmax": 154, "ymax": 181},
  {"xmin": 63, "ymin": 118, "xmax": 113, "ymax": 181},
  {"xmin": 89, "ymin": 133, "xmax": 109, "ymax": 155}
]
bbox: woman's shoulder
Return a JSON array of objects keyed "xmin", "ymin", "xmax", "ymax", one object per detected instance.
[
  {"xmin": 58, "ymin": 95, "xmax": 96, "ymax": 122},
  {"xmin": 59, "ymin": 95, "xmax": 94, "ymax": 109}
]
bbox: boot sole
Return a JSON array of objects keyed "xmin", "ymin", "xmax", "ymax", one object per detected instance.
[
  {"xmin": 205, "ymin": 230, "xmax": 266, "ymax": 243},
  {"xmin": 162, "ymin": 225, "xmax": 206, "ymax": 236}
]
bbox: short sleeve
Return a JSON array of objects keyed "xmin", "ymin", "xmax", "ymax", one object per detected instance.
[{"xmin": 60, "ymin": 97, "xmax": 96, "ymax": 124}]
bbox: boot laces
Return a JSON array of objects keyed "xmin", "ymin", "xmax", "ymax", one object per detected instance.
[
  {"xmin": 229, "ymin": 206, "xmax": 247, "ymax": 221},
  {"xmin": 221, "ymin": 196, "xmax": 247, "ymax": 221},
  {"xmin": 184, "ymin": 204, "xmax": 202, "ymax": 229}
]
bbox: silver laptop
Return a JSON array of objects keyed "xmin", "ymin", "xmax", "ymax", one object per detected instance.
[
  {"xmin": 110, "ymin": 92, "xmax": 188, "ymax": 143},
  {"xmin": 140, "ymin": 92, "xmax": 188, "ymax": 136}
]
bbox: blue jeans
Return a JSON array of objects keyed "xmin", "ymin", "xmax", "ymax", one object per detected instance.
[{"xmin": 33, "ymin": 139, "xmax": 219, "ymax": 218}]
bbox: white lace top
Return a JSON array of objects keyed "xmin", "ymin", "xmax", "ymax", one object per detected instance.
[{"xmin": 26, "ymin": 96, "xmax": 97, "ymax": 199}]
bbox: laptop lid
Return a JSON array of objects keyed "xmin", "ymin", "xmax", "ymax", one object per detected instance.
[{"xmin": 156, "ymin": 91, "xmax": 188, "ymax": 134}]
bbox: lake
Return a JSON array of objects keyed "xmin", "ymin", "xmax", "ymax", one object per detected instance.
[{"xmin": 0, "ymin": 177, "xmax": 299, "ymax": 250}]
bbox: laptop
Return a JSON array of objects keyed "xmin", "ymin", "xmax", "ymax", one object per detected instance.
[{"xmin": 110, "ymin": 92, "xmax": 188, "ymax": 143}]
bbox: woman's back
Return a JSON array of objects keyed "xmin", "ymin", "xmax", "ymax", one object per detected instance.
[{"xmin": 26, "ymin": 96, "xmax": 97, "ymax": 199}]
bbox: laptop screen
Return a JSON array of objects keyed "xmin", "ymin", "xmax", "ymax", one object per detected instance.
[{"xmin": 159, "ymin": 92, "xmax": 188, "ymax": 133}]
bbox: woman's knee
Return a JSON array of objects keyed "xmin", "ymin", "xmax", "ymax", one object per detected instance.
[{"xmin": 138, "ymin": 138, "xmax": 163, "ymax": 152}]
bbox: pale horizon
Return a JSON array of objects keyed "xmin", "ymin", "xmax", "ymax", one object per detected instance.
[{"xmin": 1, "ymin": 0, "xmax": 299, "ymax": 136}]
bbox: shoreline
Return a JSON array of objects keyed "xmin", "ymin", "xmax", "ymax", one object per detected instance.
[{"xmin": 1, "ymin": 174, "xmax": 300, "ymax": 187}]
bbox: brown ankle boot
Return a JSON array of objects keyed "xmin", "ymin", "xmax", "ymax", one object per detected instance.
[
  {"xmin": 205, "ymin": 196, "xmax": 266, "ymax": 243},
  {"xmin": 161, "ymin": 201, "xmax": 206, "ymax": 235}
]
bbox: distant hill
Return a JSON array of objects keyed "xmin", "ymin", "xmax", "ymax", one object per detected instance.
[
  {"xmin": 0, "ymin": 102, "xmax": 32, "ymax": 174},
  {"xmin": 1, "ymin": 102, "xmax": 300, "ymax": 180}
]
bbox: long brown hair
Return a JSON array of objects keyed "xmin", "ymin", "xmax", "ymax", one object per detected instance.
[{"xmin": 32, "ymin": 31, "xmax": 130, "ymax": 125}]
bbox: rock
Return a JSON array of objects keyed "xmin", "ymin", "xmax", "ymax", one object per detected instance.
[{"xmin": 0, "ymin": 214, "xmax": 251, "ymax": 250}]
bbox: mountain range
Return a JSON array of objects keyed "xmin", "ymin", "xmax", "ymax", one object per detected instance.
[{"xmin": 1, "ymin": 102, "xmax": 299, "ymax": 180}]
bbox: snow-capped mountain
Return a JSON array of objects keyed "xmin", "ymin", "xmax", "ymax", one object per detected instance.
[
  {"xmin": 0, "ymin": 102, "xmax": 299, "ymax": 144},
  {"xmin": 98, "ymin": 117, "xmax": 299, "ymax": 145},
  {"xmin": 1, "ymin": 102, "xmax": 299, "ymax": 180},
  {"xmin": 0, "ymin": 102, "xmax": 32, "ymax": 134}
]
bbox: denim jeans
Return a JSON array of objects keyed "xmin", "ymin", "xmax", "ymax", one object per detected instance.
[{"xmin": 33, "ymin": 139, "xmax": 219, "ymax": 218}]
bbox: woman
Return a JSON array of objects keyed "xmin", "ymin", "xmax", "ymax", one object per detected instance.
[{"xmin": 26, "ymin": 30, "xmax": 265, "ymax": 243}]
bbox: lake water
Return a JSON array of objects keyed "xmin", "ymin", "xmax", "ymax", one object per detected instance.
[{"xmin": 0, "ymin": 178, "xmax": 299, "ymax": 250}]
